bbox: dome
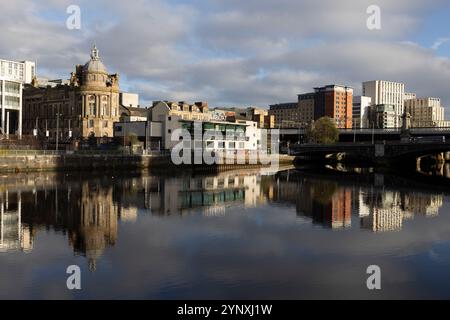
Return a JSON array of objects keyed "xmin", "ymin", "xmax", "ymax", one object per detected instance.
[{"xmin": 83, "ymin": 45, "xmax": 108, "ymax": 74}]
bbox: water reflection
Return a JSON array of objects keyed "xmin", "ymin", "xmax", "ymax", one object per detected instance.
[
  {"xmin": 0, "ymin": 191, "xmax": 33, "ymax": 252},
  {"xmin": 0, "ymin": 166, "xmax": 449, "ymax": 270}
]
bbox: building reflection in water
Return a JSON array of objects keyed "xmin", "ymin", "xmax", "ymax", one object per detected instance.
[
  {"xmin": 0, "ymin": 168, "xmax": 447, "ymax": 269},
  {"xmin": 116, "ymin": 171, "xmax": 267, "ymax": 216},
  {"xmin": 0, "ymin": 191, "xmax": 33, "ymax": 252},
  {"xmin": 1, "ymin": 179, "xmax": 119, "ymax": 271},
  {"xmin": 269, "ymin": 170, "xmax": 445, "ymax": 232}
]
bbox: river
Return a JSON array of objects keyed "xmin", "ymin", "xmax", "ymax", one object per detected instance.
[{"xmin": 0, "ymin": 164, "xmax": 449, "ymax": 299}]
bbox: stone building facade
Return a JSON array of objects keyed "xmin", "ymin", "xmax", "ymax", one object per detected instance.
[{"xmin": 22, "ymin": 46, "xmax": 120, "ymax": 141}]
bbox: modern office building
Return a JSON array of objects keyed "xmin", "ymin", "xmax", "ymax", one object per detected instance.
[
  {"xmin": 314, "ymin": 84, "xmax": 353, "ymax": 129},
  {"xmin": 22, "ymin": 46, "xmax": 120, "ymax": 141},
  {"xmin": 367, "ymin": 104, "xmax": 396, "ymax": 129},
  {"xmin": 269, "ymin": 93, "xmax": 315, "ymax": 129},
  {"xmin": 362, "ymin": 80, "xmax": 405, "ymax": 128},
  {"xmin": 0, "ymin": 58, "xmax": 36, "ymax": 137},
  {"xmin": 270, "ymin": 86, "xmax": 352, "ymax": 129},
  {"xmin": 352, "ymin": 96, "xmax": 372, "ymax": 128},
  {"xmin": 404, "ymin": 97, "xmax": 449, "ymax": 127},
  {"xmin": 0, "ymin": 191, "xmax": 34, "ymax": 253},
  {"xmin": 297, "ymin": 92, "xmax": 315, "ymax": 127},
  {"xmin": 269, "ymin": 102, "xmax": 298, "ymax": 128}
]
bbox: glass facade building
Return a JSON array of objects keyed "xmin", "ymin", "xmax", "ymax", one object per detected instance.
[{"xmin": 0, "ymin": 59, "xmax": 36, "ymax": 136}]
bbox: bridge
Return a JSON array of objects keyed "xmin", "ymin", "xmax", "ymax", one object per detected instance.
[
  {"xmin": 290, "ymin": 141, "xmax": 450, "ymax": 165},
  {"xmin": 279, "ymin": 127, "xmax": 450, "ymax": 144}
]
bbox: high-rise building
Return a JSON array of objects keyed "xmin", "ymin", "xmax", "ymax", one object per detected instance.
[
  {"xmin": 314, "ymin": 84, "xmax": 353, "ymax": 129},
  {"xmin": 270, "ymin": 86, "xmax": 352, "ymax": 129},
  {"xmin": 404, "ymin": 97, "xmax": 448, "ymax": 127},
  {"xmin": 22, "ymin": 46, "xmax": 120, "ymax": 141},
  {"xmin": 269, "ymin": 93, "xmax": 315, "ymax": 128},
  {"xmin": 352, "ymin": 96, "xmax": 372, "ymax": 128},
  {"xmin": 362, "ymin": 80, "xmax": 405, "ymax": 128},
  {"xmin": 0, "ymin": 59, "xmax": 36, "ymax": 137}
]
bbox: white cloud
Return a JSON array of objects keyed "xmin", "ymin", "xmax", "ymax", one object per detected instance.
[
  {"xmin": 1, "ymin": 0, "xmax": 450, "ymax": 112},
  {"xmin": 432, "ymin": 37, "xmax": 450, "ymax": 50}
]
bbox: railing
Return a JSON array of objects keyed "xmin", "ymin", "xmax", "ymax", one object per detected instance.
[
  {"xmin": 0, "ymin": 149, "xmax": 172, "ymax": 157},
  {"xmin": 0, "ymin": 149, "xmax": 65, "ymax": 156},
  {"xmin": 280, "ymin": 127, "xmax": 450, "ymax": 135}
]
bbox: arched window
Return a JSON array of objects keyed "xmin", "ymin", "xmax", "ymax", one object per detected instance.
[
  {"xmin": 88, "ymin": 95, "xmax": 96, "ymax": 116},
  {"xmin": 101, "ymin": 96, "xmax": 109, "ymax": 116}
]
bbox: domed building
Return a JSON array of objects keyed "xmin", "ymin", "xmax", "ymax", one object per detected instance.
[
  {"xmin": 22, "ymin": 45, "xmax": 121, "ymax": 144},
  {"xmin": 75, "ymin": 45, "xmax": 120, "ymax": 138}
]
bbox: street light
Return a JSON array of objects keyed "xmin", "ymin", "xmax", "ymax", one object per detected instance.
[{"xmin": 55, "ymin": 113, "xmax": 62, "ymax": 151}]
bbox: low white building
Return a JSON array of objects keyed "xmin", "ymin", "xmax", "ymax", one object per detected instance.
[{"xmin": 114, "ymin": 100, "xmax": 263, "ymax": 153}]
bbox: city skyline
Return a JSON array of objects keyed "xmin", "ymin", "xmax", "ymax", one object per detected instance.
[{"xmin": 1, "ymin": 1, "xmax": 450, "ymax": 109}]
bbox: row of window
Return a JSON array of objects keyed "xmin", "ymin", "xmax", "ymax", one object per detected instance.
[
  {"xmin": 3, "ymin": 96, "xmax": 20, "ymax": 107},
  {"xmin": 182, "ymin": 140, "xmax": 247, "ymax": 149},
  {"xmin": 87, "ymin": 120, "xmax": 109, "ymax": 128}
]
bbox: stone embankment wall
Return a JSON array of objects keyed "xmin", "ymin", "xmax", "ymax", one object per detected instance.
[{"xmin": 0, "ymin": 153, "xmax": 294, "ymax": 173}]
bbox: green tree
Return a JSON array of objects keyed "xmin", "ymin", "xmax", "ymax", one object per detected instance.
[{"xmin": 307, "ymin": 117, "xmax": 339, "ymax": 144}]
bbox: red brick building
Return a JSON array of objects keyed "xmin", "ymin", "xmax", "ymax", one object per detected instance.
[{"xmin": 314, "ymin": 85, "xmax": 353, "ymax": 129}]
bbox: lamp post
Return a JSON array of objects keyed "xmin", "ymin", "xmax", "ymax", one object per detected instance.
[{"xmin": 55, "ymin": 113, "xmax": 61, "ymax": 151}]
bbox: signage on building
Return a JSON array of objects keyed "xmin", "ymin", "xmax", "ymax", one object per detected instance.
[{"xmin": 210, "ymin": 110, "xmax": 235, "ymax": 121}]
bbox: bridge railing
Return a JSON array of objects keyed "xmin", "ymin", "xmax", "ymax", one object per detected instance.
[{"xmin": 280, "ymin": 127, "xmax": 450, "ymax": 135}]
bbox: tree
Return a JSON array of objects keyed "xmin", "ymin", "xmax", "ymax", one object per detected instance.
[{"xmin": 307, "ymin": 117, "xmax": 339, "ymax": 144}]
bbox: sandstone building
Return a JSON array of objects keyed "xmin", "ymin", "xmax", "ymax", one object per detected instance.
[{"xmin": 22, "ymin": 46, "xmax": 120, "ymax": 141}]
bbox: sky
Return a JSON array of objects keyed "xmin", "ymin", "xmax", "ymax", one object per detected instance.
[{"xmin": 1, "ymin": 0, "xmax": 450, "ymax": 110}]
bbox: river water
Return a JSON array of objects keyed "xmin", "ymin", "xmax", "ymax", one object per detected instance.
[{"xmin": 0, "ymin": 165, "xmax": 450, "ymax": 299}]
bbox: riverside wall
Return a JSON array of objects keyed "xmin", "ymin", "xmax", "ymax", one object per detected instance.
[{"xmin": 0, "ymin": 153, "xmax": 294, "ymax": 173}]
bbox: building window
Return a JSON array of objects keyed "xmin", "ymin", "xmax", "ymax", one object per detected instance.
[
  {"xmin": 88, "ymin": 95, "xmax": 96, "ymax": 116},
  {"xmin": 89, "ymin": 120, "xmax": 94, "ymax": 128}
]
